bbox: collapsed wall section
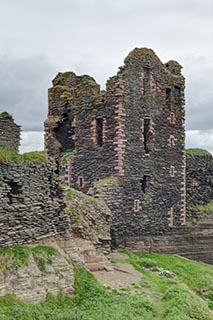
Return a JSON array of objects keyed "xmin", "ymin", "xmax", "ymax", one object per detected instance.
[
  {"xmin": 0, "ymin": 161, "xmax": 68, "ymax": 247},
  {"xmin": 0, "ymin": 112, "xmax": 21, "ymax": 151}
]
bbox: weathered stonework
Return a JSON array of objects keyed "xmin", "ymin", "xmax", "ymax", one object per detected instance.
[
  {"xmin": 186, "ymin": 151, "xmax": 213, "ymax": 216},
  {"xmin": 0, "ymin": 161, "xmax": 68, "ymax": 247},
  {"xmin": 0, "ymin": 112, "xmax": 21, "ymax": 150},
  {"xmin": 45, "ymin": 48, "xmax": 186, "ymax": 247}
]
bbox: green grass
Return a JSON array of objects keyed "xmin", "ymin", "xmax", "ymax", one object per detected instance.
[
  {"xmin": 31, "ymin": 245, "xmax": 59, "ymax": 272},
  {"xmin": 0, "ymin": 148, "xmax": 47, "ymax": 166},
  {"xmin": 0, "ymin": 253, "xmax": 213, "ymax": 319},
  {"xmin": 94, "ymin": 176, "xmax": 118, "ymax": 186},
  {"xmin": 60, "ymin": 149, "xmax": 75, "ymax": 162},
  {"xmin": 0, "ymin": 245, "xmax": 58, "ymax": 271},
  {"xmin": 0, "ymin": 246, "xmax": 30, "ymax": 270},
  {"xmin": 186, "ymin": 148, "xmax": 211, "ymax": 157},
  {"xmin": 194, "ymin": 201, "xmax": 213, "ymax": 215}
]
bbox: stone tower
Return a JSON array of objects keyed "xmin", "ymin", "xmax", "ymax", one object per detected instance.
[
  {"xmin": 0, "ymin": 112, "xmax": 21, "ymax": 151},
  {"xmin": 45, "ymin": 48, "xmax": 186, "ymax": 247}
]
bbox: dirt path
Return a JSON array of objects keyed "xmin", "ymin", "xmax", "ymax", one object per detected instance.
[{"xmin": 91, "ymin": 252, "xmax": 142, "ymax": 290}]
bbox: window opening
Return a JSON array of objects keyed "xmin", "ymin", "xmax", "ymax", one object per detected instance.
[
  {"xmin": 174, "ymin": 86, "xmax": 181, "ymax": 106},
  {"xmin": 170, "ymin": 112, "xmax": 175, "ymax": 125},
  {"xmin": 143, "ymin": 118, "xmax": 150, "ymax": 153},
  {"xmin": 140, "ymin": 175, "xmax": 148, "ymax": 193},
  {"xmin": 96, "ymin": 118, "xmax": 103, "ymax": 147},
  {"xmin": 79, "ymin": 177, "xmax": 83, "ymax": 188}
]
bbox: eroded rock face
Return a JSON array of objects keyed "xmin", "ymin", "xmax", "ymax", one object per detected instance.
[
  {"xmin": 0, "ymin": 245, "xmax": 74, "ymax": 303},
  {"xmin": 0, "ymin": 187, "xmax": 112, "ymax": 303}
]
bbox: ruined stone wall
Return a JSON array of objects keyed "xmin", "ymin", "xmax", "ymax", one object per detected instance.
[
  {"xmin": 0, "ymin": 112, "xmax": 21, "ymax": 151},
  {"xmin": 0, "ymin": 161, "xmax": 68, "ymax": 247},
  {"xmin": 125, "ymin": 222, "xmax": 213, "ymax": 265},
  {"xmin": 186, "ymin": 151, "xmax": 213, "ymax": 214},
  {"xmin": 45, "ymin": 48, "xmax": 186, "ymax": 247},
  {"xmin": 107, "ymin": 49, "xmax": 186, "ymax": 246},
  {"xmin": 45, "ymin": 72, "xmax": 117, "ymax": 189}
]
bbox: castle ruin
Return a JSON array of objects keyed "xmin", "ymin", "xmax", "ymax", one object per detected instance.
[{"xmin": 45, "ymin": 48, "xmax": 186, "ymax": 247}]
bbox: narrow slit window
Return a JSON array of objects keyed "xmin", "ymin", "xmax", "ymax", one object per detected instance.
[
  {"xmin": 140, "ymin": 175, "xmax": 148, "ymax": 193},
  {"xmin": 170, "ymin": 112, "xmax": 176, "ymax": 125},
  {"xmin": 96, "ymin": 118, "xmax": 103, "ymax": 147},
  {"xmin": 143, "ymin": 119, "xmax": 151, "ymax": 153}
]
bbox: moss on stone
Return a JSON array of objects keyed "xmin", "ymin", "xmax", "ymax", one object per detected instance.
[
  {"xmin": 64, "ymin": 186, "xmax": 111, "ymax": 242},
  {"xmin": 94, "ymin": 176, "xmax": 118, "ymax": 186},
  {"xmin": 60, "ymin": 149, "xmax": 75, "ymax": 162},
  {"xmin": 0, "ymin": 112, "xmax": 12, "ymax": 119},
  {"xmin": 194, "ymin": 201, "xmax": 213, "ymax": 215}
]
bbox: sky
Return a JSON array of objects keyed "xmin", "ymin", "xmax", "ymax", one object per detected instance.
[{"xmin": 0, "ymin": 0, "xmax": 212, "ymax": 153}]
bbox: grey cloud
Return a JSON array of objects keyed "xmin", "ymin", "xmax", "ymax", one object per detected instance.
[
  {"xmin": 184, "ymin": 56, "xmax": 213, "ymax": 130},
  {"xmin": 0, "ymin": 54, "xmax": 56, "ymax": 131},
  {"xmin": 186, "ymin": 130, "xmax": 213, "ymax": 154},
  {"xmin": 0, "ymin": 0, "xmax": 212, "ymax": 153}
]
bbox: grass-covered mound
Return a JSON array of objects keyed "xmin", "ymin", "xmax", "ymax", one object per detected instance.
[
  {"xmin": 64, "ymin": 186, "xmax": 111, "ymax": 242},
  {"xmin": 0, "ymin": 252, "xmax": 213, "ymax": 319},
  {"xmin": 186, "ymin": 148, "xmax": 211, "ymax": 158},
  {"xmin": 0, "ymin": 148, "xmax": 47, "ymax": 166}
]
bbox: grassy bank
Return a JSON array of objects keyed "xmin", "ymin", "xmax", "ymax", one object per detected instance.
[{"xmin": 0, "ymin": 253, "xmax": 213, "ymax": 319}]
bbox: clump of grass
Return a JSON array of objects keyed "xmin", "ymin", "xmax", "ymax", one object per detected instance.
[
  {"xmin": 0, "ymin": 246, "xmax": 30, "ymax": 270},
  {"xmin": 194, "ymin": 201, "xmax": 213, "ymax": 215},
  {"xmin": 186, "ymin": 148, "xmax": 211, "ymax": 158},
  {"xmin": 0, "ymin": 245, "xmax": 58, "ymax": 272},
  {"xmin": 60, "ymin": 149, "xmax": 76, "ymax": 162},
  {"xmin": 32, "ymin": 245, "xmax": 58, "ymax": 272},
  {"xmin": 21, "ymin": 151, "xmax": 48, "ymax": 166},
  {"xmin": 94, "ymin": 176, "xmax": 118, "ymax": 186},
  {"xmin": 0, "ymin": 148, "xmax": 47, "ymax": 166}
]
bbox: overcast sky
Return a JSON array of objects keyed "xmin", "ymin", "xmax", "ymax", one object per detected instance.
[{"xmin": 0, "ymin": 0, "xmax": 212, "ymax": 153}]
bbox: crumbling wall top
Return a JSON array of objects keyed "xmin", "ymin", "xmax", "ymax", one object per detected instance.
[{"xmin": 0, "ymin": 111, "xmax": 21, "ymax": 151}]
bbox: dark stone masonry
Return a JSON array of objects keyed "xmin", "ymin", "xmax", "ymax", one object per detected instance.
[
  {"xmin": 0, "ymin": 161, "xmax": 68, "ymax": 247},
  {"xmin": 0, "ymin": 112, "xmax": 21, "ymax": 151},
  {"xmin": 186, "ymin": 152, "xmax": 213, "ymax": 211},
  {"xmin": 45, "ymin": 48, "xmax": 187, "ymax": 247}
]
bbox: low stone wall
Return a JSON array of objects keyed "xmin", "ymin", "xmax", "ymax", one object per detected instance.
[
  {"xmin": 0, "ymin": 161, "xmax": 68, "ymax": 247},
  {"xmin": 125, "ymin": 220, "xmax": 213, "ymax": 265}
]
